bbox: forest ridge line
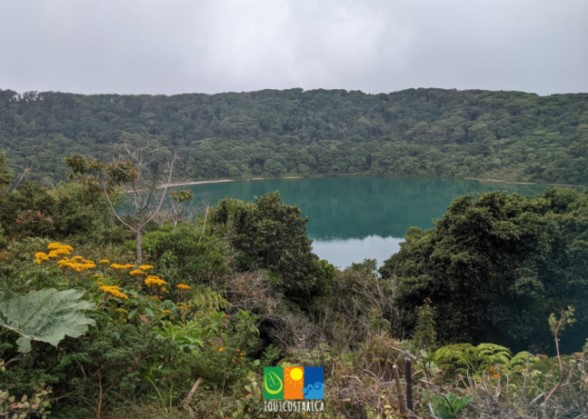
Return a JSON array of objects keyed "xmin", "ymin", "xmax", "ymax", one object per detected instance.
[{"xmin": 1, "ymin": 87, "xmax": 587, "ymax": 185}]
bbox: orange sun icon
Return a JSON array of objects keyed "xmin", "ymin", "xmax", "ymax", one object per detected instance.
[
  {"xmin": 284, "ymin": 366, "xmax": 304, "ymax": 399},
  {"xmin": 290, "ymin": 367, "xmax": 303, "ymax": 381}
]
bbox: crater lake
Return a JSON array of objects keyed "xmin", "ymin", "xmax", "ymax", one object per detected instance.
[{"xmin": 184, "ymin": 177, "xmax": 545, "ymax": 269}]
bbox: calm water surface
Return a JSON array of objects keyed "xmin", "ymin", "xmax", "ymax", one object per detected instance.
[{"xmin": 186, "ymin": 178, "xmax": 545, "ymax": 269}]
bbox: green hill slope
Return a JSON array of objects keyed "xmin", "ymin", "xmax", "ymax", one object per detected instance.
[{"xmin": 1, "ymin": 88, "xmax": 587, "ymax": 183}]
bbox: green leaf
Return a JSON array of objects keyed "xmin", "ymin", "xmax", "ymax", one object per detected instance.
[
  {"xmin": 0, "ymin": 288, "xmax": 96, "ymax": 353},
  {"xmin": 432, "ymin": 392, "xmax": 474, "ymax": 419}
]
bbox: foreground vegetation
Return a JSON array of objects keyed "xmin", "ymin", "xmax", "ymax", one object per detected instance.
[
  {"xmin": 1, "ymin": 152, "xmax": 587, "ymax": 418},
  {"xmin": 1, "ymin": 88, "xmax": 588, "ymax": 185}
]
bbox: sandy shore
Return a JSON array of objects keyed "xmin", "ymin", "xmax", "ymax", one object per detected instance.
[
  {"xmin": 463, "ymin": 177, "xmax": 538, "ymax": 185},
  {"xmin": 463, "ymin": 177, "xmax": 581, "ymax": 188},
  {"xmin": 159, "ymin": 176, "xmax": 583, "ymax": 190},
  {"xmin": 160, "ymin": 178, "xmax": 235, "ymax": 188},
  {"xmin": 160, "ymin": 176, "xmax": 304, "ymax": 188}
]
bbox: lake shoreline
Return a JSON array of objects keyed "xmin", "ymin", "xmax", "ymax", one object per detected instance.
[
  {"xmin": 160, "ymin": 176, "xmax": 303, "ymax": 188},
  {"xmin": 462, "ymin": 177, "xmax": 582, "ymax": 188},
  {"xmin": 162, "ymin": 175, "xmax": 583, "ymax": 189}
]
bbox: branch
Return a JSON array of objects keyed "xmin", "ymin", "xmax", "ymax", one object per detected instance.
[
  {"xmin": 100, "ymin": 181, "xmax": 136, "ymax": 232},
  {"xmin": 181, "ymin": 377, "xmax": 202, "ymax": 411},
  {"xmin": 137, "ymin": 183, "xmax": 155, "ymax": 217},
  {"xmin": 142, "ymin": 153, "xmax": 178, "ymax": 227}
]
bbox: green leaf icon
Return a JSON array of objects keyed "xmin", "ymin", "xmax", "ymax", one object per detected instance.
[{"xmin": 263, "ymin": 367, "xmax": 284, "ymax": 399}]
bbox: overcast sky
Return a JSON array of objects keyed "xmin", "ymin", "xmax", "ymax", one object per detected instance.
[{"xmin": 1, "ymin": 0, "xmax": 587, "ymax": 96}]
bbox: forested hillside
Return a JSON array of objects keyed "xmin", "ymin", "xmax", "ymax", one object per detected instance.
[{"xmin": 1, "ymin": 88, "xmax": 588, "ymax": 184}]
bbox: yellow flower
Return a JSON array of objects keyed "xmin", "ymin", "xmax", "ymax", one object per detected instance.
[
  {"xmin": 176, "ymin": 283, "xmax": 191, "ymax": 290},
  {"xmin": 110, "ymin": 263, "xmax": 134, "ymax": 270},
  {"xmin": 84, "ymin": 260, "xmax": 97, "ymax": 269},
  {"xmin": 35, "ymin": 252, "xmax": 49, "ymax": 264},
  {"xmin": 47, "ymin": 242, "xmax": 74, "ymax": 252},
  {"xmin": 139, "ymin": 264, "xmax": 154, "ymax": 271},
  {"xmin": 47, "ymin": 248, "xmax": 72, "ymax": 258},
  {"xmin": 100, "ymin": 259, "xmax": 110, "ymax": 264},
  {"xmin": 129, "ymin": 269, "xmax": 146, "ymax": 276},
  {"xmin": 144, "ymin": 275, "xmax": 167, "ymax": 287},
  {"xmin": 99, "ymin": 285, "xmax": 129, "ymax": 300},
  {"xmin": 217, "ymin": 347, "xmax": 225, "ymax": 352},
  {"xmin": 58, "ymin": 257, "xmax": 96, "ymax": 272}
]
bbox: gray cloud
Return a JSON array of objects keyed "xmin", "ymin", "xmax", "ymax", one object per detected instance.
[{"xmin": 1, "ymin": 0, "xmax": 586, "ymax": 95}]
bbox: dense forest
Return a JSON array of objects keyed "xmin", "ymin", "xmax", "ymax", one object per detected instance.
[{"xmin": 1, "ymin": 88, "xmax": 588, "ymax": 184}]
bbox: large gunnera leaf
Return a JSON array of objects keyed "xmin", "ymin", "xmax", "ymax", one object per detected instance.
[{"xmin": 0, "ymin": 288, "xmax": 96, "ymax": 353}]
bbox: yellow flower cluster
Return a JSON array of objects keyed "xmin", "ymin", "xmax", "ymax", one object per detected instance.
[
  {"xmin": 128, "ymin": 265, "xmax": 155, "ymax": 277},
  {"xmin": 32, "ymin": 243, "xmax": 175, "ymax": 303},
  {"xmin": 144, "ymin": 275, "xmax": 167, "ymax": 287},
  {"xmin": 35, "ymin": 243, "xmax": 96, "ymax": 272},
  {"xmin": 58, "ymin": 256, "xmax": 97, "ymax": 272},
  {"xmin": 48, "ymin": 242, "xmax": 74, "ymax": 252},
  {"xmin": 35, "ymin": 252, "xmax": 50, "ymax": 264},
  {"xmin": 35, "ymin": 242, "xmax": 74, "ymax": 264},
  {"xmin": 99, "ymin": 285, "xmax": 128, "ymax": 300},
  {"xmin": 129, "ymin": 269, "xmax": 146, "ymax": 276},
  {"xmin": 48, "ymin": 243, "xmax": 73, "ymax": 258},
  {"xmin": 110, "ymin": 263, "xmax": 134, "ymax": 270},
  {"xmin": 176, "ymin": 283, "xmax": 191, "ymax": 290}
]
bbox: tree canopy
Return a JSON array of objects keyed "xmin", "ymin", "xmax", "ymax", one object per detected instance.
[
  {"xmin": 1, "ymin": 88, "xmax": 587, "ymax": 184},
  {"xmin": 212, "ymin": 192, "xmax": 334, "ymax": 308},
  {"xmin": 381, "ymin": 188, "xmax": 588, "ymax": 353}
]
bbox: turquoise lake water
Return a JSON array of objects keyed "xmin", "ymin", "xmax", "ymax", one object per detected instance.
[{"xmin": 185, "ymin": 177, "xmax": 545, "ymax": 268}]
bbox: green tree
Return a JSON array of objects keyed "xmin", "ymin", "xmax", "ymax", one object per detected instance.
[
  {"xmin": 212, "ymin": 192, "xmax": 334, "ymax": 308},
  {"xmin": 317, "ymin": 259, "xmax": 393, "ymax": 350},
  {"xmin": 0, "ymin": 152, "xmax": 12, "ymax": 190},
  {"xmin": 412, "ymin": 298, "xmax": 437, "ymax": 349},
  {"xmin": 381, "ymin": 189, "xmax": 588, "ymax": 352},
  {"xmin": 142, "ymin": 222, "xmax": 230, "ymax": 284}
]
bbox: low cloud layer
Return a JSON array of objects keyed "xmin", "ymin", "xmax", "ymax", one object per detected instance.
[{"xmin": 1, "ymin": 0, "xmax": 586, "ymax": 95}]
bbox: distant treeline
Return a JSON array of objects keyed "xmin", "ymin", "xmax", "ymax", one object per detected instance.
[{"xmin": 1, "ymin": 88, "xmax": 587, "ymax": 184}]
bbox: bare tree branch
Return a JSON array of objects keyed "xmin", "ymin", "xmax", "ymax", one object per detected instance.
[{"xmin": 100, "ymin": 181, "xmax": 136, "ymax": 233}]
